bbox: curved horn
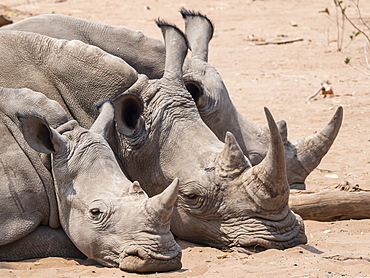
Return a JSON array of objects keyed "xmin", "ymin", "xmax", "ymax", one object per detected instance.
[
  {"xmin": 180, "ymin": 8, "xmax": 214, "ymax": 62},
  {"xmin": 246, "ymin": 107, "xmax": 289, "ymax": 212},
  {"xmin": 216, "ymin": 131, "xmax": 251, "ymax": 177},
  {"xmin": 147, "ymin": 178, "xmax": 179, "ymax": 223},
  {"xmin": 156, "ymin": 19, "xmax": 188, "ymax": 79},
  {"xmin": 294, "ymin": 106, "xmax": 343, "ymax": 175}
]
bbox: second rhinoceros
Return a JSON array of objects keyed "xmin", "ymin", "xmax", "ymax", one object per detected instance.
[
  {"xmin": 2, "ymin": 10, "xmax": 343, "ymax": 189},
  {"xmin": 0, "ymin": 87, "xmax": 182, "ymax": 273}
]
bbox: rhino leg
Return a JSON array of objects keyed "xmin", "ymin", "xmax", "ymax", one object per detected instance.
[{"xmin": 0, "ymin": 226, "xmax": 85, "ymax": 261}]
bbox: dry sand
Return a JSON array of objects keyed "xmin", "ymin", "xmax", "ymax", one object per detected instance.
[{"xmin": 0, "ymin": 0, "xmax": 369, "ymax": 277}]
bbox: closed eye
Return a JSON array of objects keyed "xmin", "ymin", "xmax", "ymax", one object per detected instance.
[
  {"xmin": 90, "ymin": 208, "xmax": 101, "ymax": 215},
  {"xmin": 187, "ymin": 194, "xmax": 198, "ymax": 200}
]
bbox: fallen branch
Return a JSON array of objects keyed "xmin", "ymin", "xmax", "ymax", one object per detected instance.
[
  {"xmin": 254, "ymin": 37, "xmax": 303, "ymax": 45},
  {"xmin": 289, "ymin": 190, "xmax": 370, "ymax": 221}
]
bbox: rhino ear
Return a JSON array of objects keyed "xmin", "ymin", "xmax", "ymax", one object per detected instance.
[
  {"xmin": 90, "ymin": 100, "xmax": 115, "ymax": 139},
  {"xmin": 17, "ymin": 114, "xmax": 67, "ymax": 154},
  {"xmin": 156, "ymin": 19, "xmax": 188, "ymax": 79},
  {"xmin": 113, "ymin": 93, "xmax": 144, "ymax": 136},
  {"xmin": 180, "ymin": 8, "xmax": 214, "ymax": 62}
]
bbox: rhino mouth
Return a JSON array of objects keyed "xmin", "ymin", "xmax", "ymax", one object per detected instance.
[
  {"xmin": 220, "ymin": 211, "xmax": 307, "ymax": 252},
  {"xmin": 119, "ymin": 246, "xmax": 182, "ymax": 273},
  {"xmin": 236, "ymin": 215, "xmax": 307, "ymax": 252}
]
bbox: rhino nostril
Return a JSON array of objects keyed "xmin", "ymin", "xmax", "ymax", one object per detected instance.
[
  {"xmin": 124, "ymin": 247, "xmax": 150, "ymax": 261},
  {"xmin": 119, "ymin": 248, "xmax": 182, "ymax": 273}
]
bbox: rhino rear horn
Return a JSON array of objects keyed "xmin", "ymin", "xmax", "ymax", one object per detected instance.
[
  {"xmin": 128, "ymin": 181, "xmax": 149, "ymax": 198},
  {"xmin": 294, "ymin": 106, "xmax": 343, "ymax": 174},
  {"xmin": 277, "ymin": 120, "xmax": 288, "ymax": 146},
  {"xmin": 147, "ymin": 178, "xmax": 179, "ymax": 224},
  {"xmin": 216, "ymin": 131, "xmax": 251, "ymax": 176},
  {"xmin": 156, "ymin": 19, "xmax": 188, "ymax": 79},
  {"xmin": 180, "ymin": 8, "xmax": 214, "ymax": 62}
]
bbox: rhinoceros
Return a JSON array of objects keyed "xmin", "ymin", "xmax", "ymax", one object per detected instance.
[
  {"xmin": 0, "ymin": 87, "xmax": 182, "ymax": 273},
  {"xmin": 2, "ymin": 10, "xmax": 343, "ymax": 189},
  {"xmin": 0, "ymin": 26, "xmax": 306, "ymax": 251},
  {"xmin": 111, "ymin": 20, "xmax": 307, "ymax": 250}
]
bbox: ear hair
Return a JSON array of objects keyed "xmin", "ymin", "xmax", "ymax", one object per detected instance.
[
  {"xmin": 179, "ymin": 7, "xmax": 214, "ymax": 40},
  {"xmin": 155, "ymin": 18, "xmax": 190, "ymax": 50}
]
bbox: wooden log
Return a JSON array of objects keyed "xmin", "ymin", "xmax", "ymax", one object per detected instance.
[{"xmin": 289, "ymin": 190, "xmax": 370, "ymax": 221}]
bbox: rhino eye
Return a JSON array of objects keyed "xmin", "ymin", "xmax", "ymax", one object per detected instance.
[
  {"xmin": 187, "ymin": 194, "xmax": 198, "ymax": 200},
  {"xmin": 90, "ymin": 208, "xmax": 101, "ymax": 215}
]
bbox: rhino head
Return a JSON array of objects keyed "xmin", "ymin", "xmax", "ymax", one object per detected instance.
[
  {"xmin": 18, "ymin": 101, "xmax": 182, "ymax": 272},
  {"xmin": 112, "ymin": 20, "xmax": 307, "ymax": 251},
  {"xmin": 179, "ymin": 9, "xmax": 343, "ymax": 190}
]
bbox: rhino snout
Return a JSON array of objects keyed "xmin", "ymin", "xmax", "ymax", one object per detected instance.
[
  {"xmin": 119, "ymin": 245, "xmax": 182, "ymax": 273},
  {"xmin": 233, "ymin": 213, "xmax": 307, "ymax": 251}
]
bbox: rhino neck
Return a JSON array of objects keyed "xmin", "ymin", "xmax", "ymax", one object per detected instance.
[{"xmin": 182, "ymin": 59, "xmax": 251, "ymax": 158}]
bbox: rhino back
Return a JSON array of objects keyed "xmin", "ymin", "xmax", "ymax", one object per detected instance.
[
  {"xmin": 0, "ymin": 120, "xmax": 50, "ymax": 245},
  {"xmin": 0, "ymin": 87, "xmax": 69, "ymax": 246},
  {"xmin": 3, "ymin": 14, "xmax": 166, "ymax": 79},
  {"xmin": 0, "ymin": 30, "xmax": 138, "ymax": 129}
]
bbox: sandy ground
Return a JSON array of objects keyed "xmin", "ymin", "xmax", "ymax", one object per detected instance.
[{"xmin": 1, "ymin": 0, "xmax": 370, "ymax": 277}]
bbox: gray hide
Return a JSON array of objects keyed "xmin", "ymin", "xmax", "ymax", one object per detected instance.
[
  {"xmin": 2, "ymin": 11, "xmax": 343, "ymax": 189},
  {"xmin": 0, "ymin": 30, "xmax": 138, "ymax": 130},
  {"xmin": 0, "ymin": 26, "xmax": 306, "ymax": 251},
  {"xmin": 1, "ymin": 14, "xmax": 165, "ymax": 79},
  {"xmin": 0, "ymin": 87, "xmax": 181, "ymax": 273},
  {"xmin": 111, "ymin": 21, "xmax": 307, "ymax": 251}
]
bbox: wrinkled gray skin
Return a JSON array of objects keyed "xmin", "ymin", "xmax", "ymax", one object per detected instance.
[
  {"xmin": 2, "ymin": 10, "xmax": 343, "ymax": 189},
  {"xmin": 111, "ymin": 21, "xmax": 307, "ymax": 251},
  {"xmin": 0, "ymin": 26, "xmax": 306, "ymax": 251},
  {"xmin": 0, "ymin": 87, "xmax": 182, "ymax": 273}
]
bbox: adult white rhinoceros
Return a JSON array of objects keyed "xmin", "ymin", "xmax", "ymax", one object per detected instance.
[
  {"xmin": 2, "ymin": 10, "xmax": 343, "ymax": 190},
  {"xmin": 0, "ymin": 24, "xmax": 306, "ymax": 251},
  {"xmin": 0, "ymin": 87, "xmax": 181, "ymax": 273},
  {"xmin": 111, "ymin": 20, "xmax": 307, "ymax": 251}
]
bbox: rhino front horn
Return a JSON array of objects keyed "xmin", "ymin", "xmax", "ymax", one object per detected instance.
[
  {"xmin": 147, "ymin": 178, "xmax": 179, "ymax": 224},
  {"xmin": 246, "ymin": 107, "xmax": 289, "ymax": 212},
  {"xmin": 293, "ymin": 106, "xmax": 343, "ymax": 177},
  {"xmin": 216, "ymin": 131, "xmax": 251, "ymax": 177}
]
